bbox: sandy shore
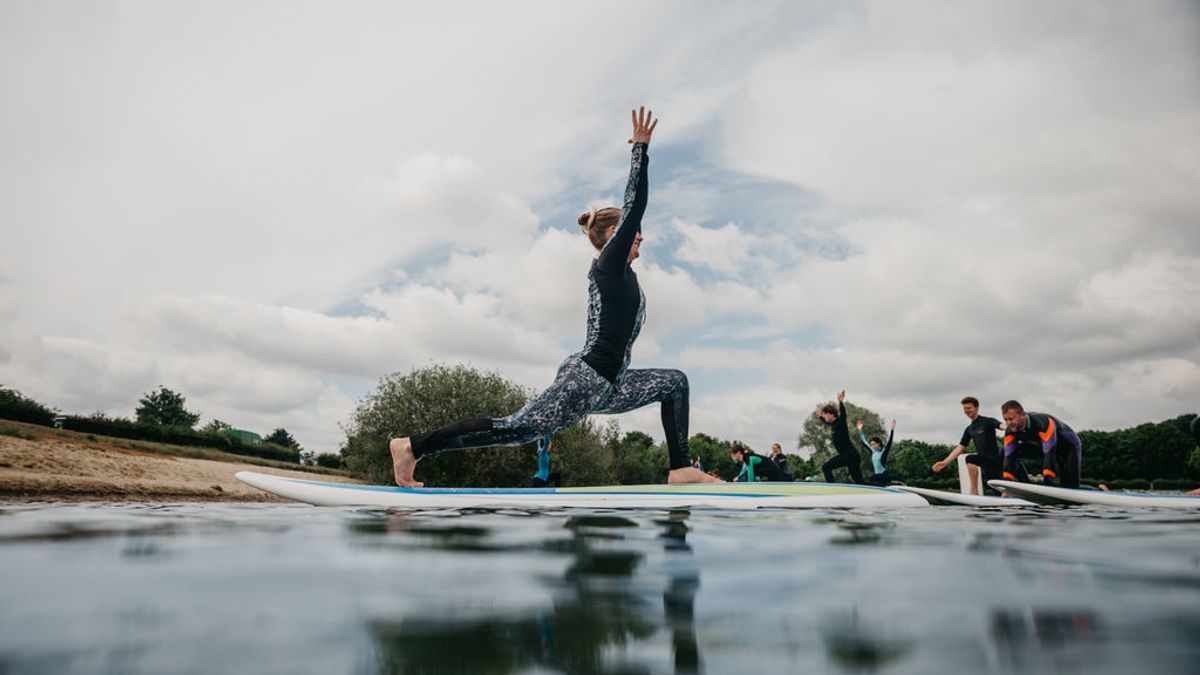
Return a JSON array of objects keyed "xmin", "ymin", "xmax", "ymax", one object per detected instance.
[{"xmin": 0, "ymin": 425, "xmax": 362, "ymax": 502}]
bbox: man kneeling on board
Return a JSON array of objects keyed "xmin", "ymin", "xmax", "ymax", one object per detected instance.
[
  {"xmin": 999, "ymin": 400, "xmax": 1082, "ymax": 489},
  {"xmin": 730, "ymin": 441, "xmax": 790, "ymax": 482},
  {"xmin": 931, "ymin": 396, "xmax": 1005, "ymax": 495}
]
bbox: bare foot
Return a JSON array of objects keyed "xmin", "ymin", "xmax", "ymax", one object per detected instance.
[
  {"xmin": 668, "ymin": 466, "xmax": 723, "ymax": 484},
  {"xmin": 388, "ymin": 437, "xmax": 423, "ymax": 487}
]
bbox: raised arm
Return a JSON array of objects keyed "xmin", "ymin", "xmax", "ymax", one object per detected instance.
[
  {"xmin": 597, "ymin": 107, "xmax": 657, "ymax": 272},
  {"xmin": 881, "ymin": 420, "xmax": 895, "ymax": 466},
  {"xmin": 856, "ymin": 420, "xmax": 871, "ymax": 451}
]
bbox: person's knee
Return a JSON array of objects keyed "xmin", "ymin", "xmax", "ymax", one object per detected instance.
[{"xmin": 668, "ymin": 369, "xmax": 689, "ymax": 393}]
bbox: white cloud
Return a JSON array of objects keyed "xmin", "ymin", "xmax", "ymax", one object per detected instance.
[{"xmin": 1, "ymin": 1, "xmax": 1197, "ymax": 465}]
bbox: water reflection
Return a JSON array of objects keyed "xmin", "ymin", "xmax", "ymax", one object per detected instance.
[
  {"xmin": 820, "ymin": 611, "xmax": 911, "ymax": 671},
  {"xmin": 365, "ymin": 511, "xmax": 703, "ymax": 674},
  {"xmin": 986, "ymin": 609, "xmax": 1102, "ymax": 671}
]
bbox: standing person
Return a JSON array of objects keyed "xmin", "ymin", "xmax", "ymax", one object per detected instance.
[
  {"xmin": 1000, "ymin": 400, "xmax": 1082, "ymax": 489},
  {"xmin": 768, "ymin": 443, "xmax": 794, "ymax": 481},
  {"xmin": 857, "ymin": 419, "xmax": 896, "ymax": 486},
  {"xmin": 388, "ymin": 108, "xmax": 718, "ymax": 487},
  {"xmin": 815, "ymin": 390, "xmax": 865, "ymax": 484},
  {"xmin": 730, "ymin": 441, "xmax": 789, "ymax": 482},
  {"xmin": 932, "ymin": 396, "xmax": 1005, "ymax": 495}
]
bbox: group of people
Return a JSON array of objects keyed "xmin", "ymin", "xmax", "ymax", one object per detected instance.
[
  {"xmin": 809, "ymin": 392, "xmax": 1082, "ymax": 494},
  {"xmin": 383, "ymin": 106, "xmax": 1155, "ymax": 496}
]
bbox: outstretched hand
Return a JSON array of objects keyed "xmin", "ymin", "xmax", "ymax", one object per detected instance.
[
  {"xmin": 629, "ymin": 106, "xmax": 658, "ymax": 145},
  {"xmin": 855, "ymin": 420, "xmax": 863, "ymax": 430},
  {"xmin": 890, "ymin": 419, "xmax": 897, "ymax": 431},
  {"xmin": 932, "ymin": 460, "xmax": 946, "ymax": 473},
  {"xmin": 836, "ymin": 390, "xmax": 846, "ymax": 403}
]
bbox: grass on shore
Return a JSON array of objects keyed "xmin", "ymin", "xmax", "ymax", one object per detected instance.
[{"xmin": 0, "ymin": 418, "xmax": 354, "ymax": 478}]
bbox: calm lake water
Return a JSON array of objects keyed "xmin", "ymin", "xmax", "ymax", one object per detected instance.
[{"xmin": 0, "ymin": 502, "xmax": 1197, "ymax": 675}]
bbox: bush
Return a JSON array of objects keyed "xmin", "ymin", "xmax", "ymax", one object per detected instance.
[
  {"xmin": 0, "ymin": 387, "xmax": 58, "ymax": 426},
  {"xmin": 316, "ymin": 453, "xmax": 346, "ymax": 469},
  {"xmin": 341, "ymin": 364, "xmax": 532, "ymax": 487},
  {"xmin": 1150, "ymin": 478, "xmax": 1199, "ymax": 492},
  {"xmin": 60, "ymin": 414, "xmax": 299, "ymax": 463},
  {"xmin": 1107, "ymin": 478, "xmax": 1151, "ymax": 491}
]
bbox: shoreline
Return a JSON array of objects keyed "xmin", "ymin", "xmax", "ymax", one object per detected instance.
[{"xmin": 0, "ymin": 421, "xmax": 363, "ymax": 503}]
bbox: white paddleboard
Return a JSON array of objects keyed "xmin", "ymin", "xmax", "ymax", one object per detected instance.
[
  {"xmin": 235, "ymin": 471, "xmax": 928, "ymax": 509},
  {"xmin": 989, "ymin": 479, "xmax": 1200, "ymax": 509},
  {"xmin": 896, "ymin": 485, "xmax": 1034, "ymax": 507}
]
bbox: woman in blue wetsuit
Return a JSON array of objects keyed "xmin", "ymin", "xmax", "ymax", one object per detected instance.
[
  {"xmin": 388, "ymin": 108, "xmax": 718, "ymax": 487},
  {"xmin": 857, "ymin": 418, "xmax": 896, "ymax": 486}
]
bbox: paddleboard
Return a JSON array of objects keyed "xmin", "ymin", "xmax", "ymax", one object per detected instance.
[
  {"xmin": 988, "ymin": 480, "xmax": 1200, "ymax": 509},
  {"xmin": 896, "ymin": 485, "xmax": 1034, "ymax": 506},
  {"xmin": 235, "ymin": 471, "xmax": 928, "ymax": 509}
]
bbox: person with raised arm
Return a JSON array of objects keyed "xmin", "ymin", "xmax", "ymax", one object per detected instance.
[
  {"xmin": 858, "ymin": 418, "xmax": 896, "ymax": 486},
  {"xmin": 388, "ymin": 108, "xmax": 718, "ymax": 487},
  {"xmin": 815, "ymin": 390, "xmax": 865, "ymax": 484}
]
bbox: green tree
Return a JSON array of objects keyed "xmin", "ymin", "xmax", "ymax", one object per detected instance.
[
  {"xmin": 888, "ymin": 439, "xmax": 954, "ymax": 483},
  {"xmin": 341, "ymin": 364, "xmax": 532, "ymax": 487},
  {"xmin": 1187, "ymin": 446, "xmax": 1200, "ymax": 481},
  {"xmin": 135, "ymin": 386, "xmax": 200, "ymax": 429},
  {"xmin": 686, "ymin": 432, "xmax": 742, "ymax": 480},
  {"xmin": 797, "ymin": 397, "xmax": 886, "ymax": 480},
  {"xmin": 264, "ymin": 428, "xmax": 302, "ymax": 451},
  {"xmin": 201, "ymin": 419, "xmax": 232, "ymax": 434},
  {"xmin": 316, "ymin": 453, "xmax": 346, "ymax": 469},
  {"xmin": 0, "ymin": 386, "xmax": 58, "ymax": 426},
  {"xmin": 550, "ymin": 417, "xmax": 616, "ymax": 486},
  {"xmin": 610, "ymin": 428, "xmax": 663, "ymax": 485}
]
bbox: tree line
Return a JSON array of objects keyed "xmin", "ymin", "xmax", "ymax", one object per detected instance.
[
  {"xmin": 0, "ymin": 384, "xmax": 327, "ymax": 466},
  {"xmin": 7, "ymin": 369, "xmax": 1196, "ymax": 489}
]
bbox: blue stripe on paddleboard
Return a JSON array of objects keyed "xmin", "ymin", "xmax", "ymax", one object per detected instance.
[{"xmin": 266, "ymin": 475, "xmax": 907, "ymax": 497}]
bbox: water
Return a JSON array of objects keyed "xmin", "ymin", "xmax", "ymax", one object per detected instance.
[{"xmin": 0, "ymin": 503, "xmax": 1197, "ymax": 675}]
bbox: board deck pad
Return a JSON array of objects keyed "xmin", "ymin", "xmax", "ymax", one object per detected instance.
[
  {"xmin": 896, "ymin": 485, "xmax": 1034, "ymax": 506},
  {"xmin": 236, "ymin": 471, "xmax": 929, "ymax": 509},
  {"xmin": 989, "ymin": 480, "xmax": 1200, "ymax": 509}
]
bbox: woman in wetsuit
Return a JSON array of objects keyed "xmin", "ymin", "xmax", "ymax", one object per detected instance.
[
  {"xmin": 388, "ymin": 107, "xmax": 717, "ymax": 487},
  {"xmin": 857, "ymin": 418, "xmax": 896, "ymax": 486},
  {"xmin": 815, "ymin": 390, "xmax": 866, "ymax": 484}
]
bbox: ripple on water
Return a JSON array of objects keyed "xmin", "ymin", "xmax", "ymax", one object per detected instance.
[{"xmin": 0, "ymin": 502, "xmax": 1197, "ymax": 674}]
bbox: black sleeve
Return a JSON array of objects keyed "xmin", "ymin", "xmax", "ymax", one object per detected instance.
[
  {"xmin": 835, "ymin": 401, "xmax": 849, "ymax": 437},
  {"xmin": 959, "ymin": 427, "xmax": 972, "ymax": 447},
  {"xmin": 881, "ymin": 430, "xmax": 894, "ymax": 467},
  {"xmin": 596, "ymin": 142, "xmax": 648, "ymax": 274}
]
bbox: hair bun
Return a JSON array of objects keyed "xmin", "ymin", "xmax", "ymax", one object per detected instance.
[{"xmin": 577, "ymin": 211, "xmax": 592, "ymax": 228}]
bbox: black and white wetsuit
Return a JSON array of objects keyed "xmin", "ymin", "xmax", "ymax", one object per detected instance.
[{"xmin": 410, "ymin": 142, "xmax": 693, "ymax": 470}]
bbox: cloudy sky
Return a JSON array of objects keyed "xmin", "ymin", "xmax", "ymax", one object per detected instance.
[{"xmin": 2, "ymin": 1, "xmax": 1198, "ymax": 458}]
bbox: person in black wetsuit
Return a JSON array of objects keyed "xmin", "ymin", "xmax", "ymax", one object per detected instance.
[
  {"xmin": 730, "ymin": 441, "xmax": 789, "ymax": 482},
  {"xmin": 931, "ymin": 396, "xmax": 1005, "ymax": 495},
  {"xmin": 815, "ymin": 390, "xmax": 865, "ymax": 484},
  {"xmin": 387, "ymin": 108, "xmax": 719, "ymax": 487},
  {"xmin": 999, "ymin": 400, "xmax": 1082, "ymax": 489},
  {"xmin": 768, "ymin": 443, "xmax": 794, "ymax": 481}
]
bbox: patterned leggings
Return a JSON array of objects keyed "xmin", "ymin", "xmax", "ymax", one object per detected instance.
[{"xmin": 410, "ymin": 355, "xmax": 693, "ymax": 470}]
